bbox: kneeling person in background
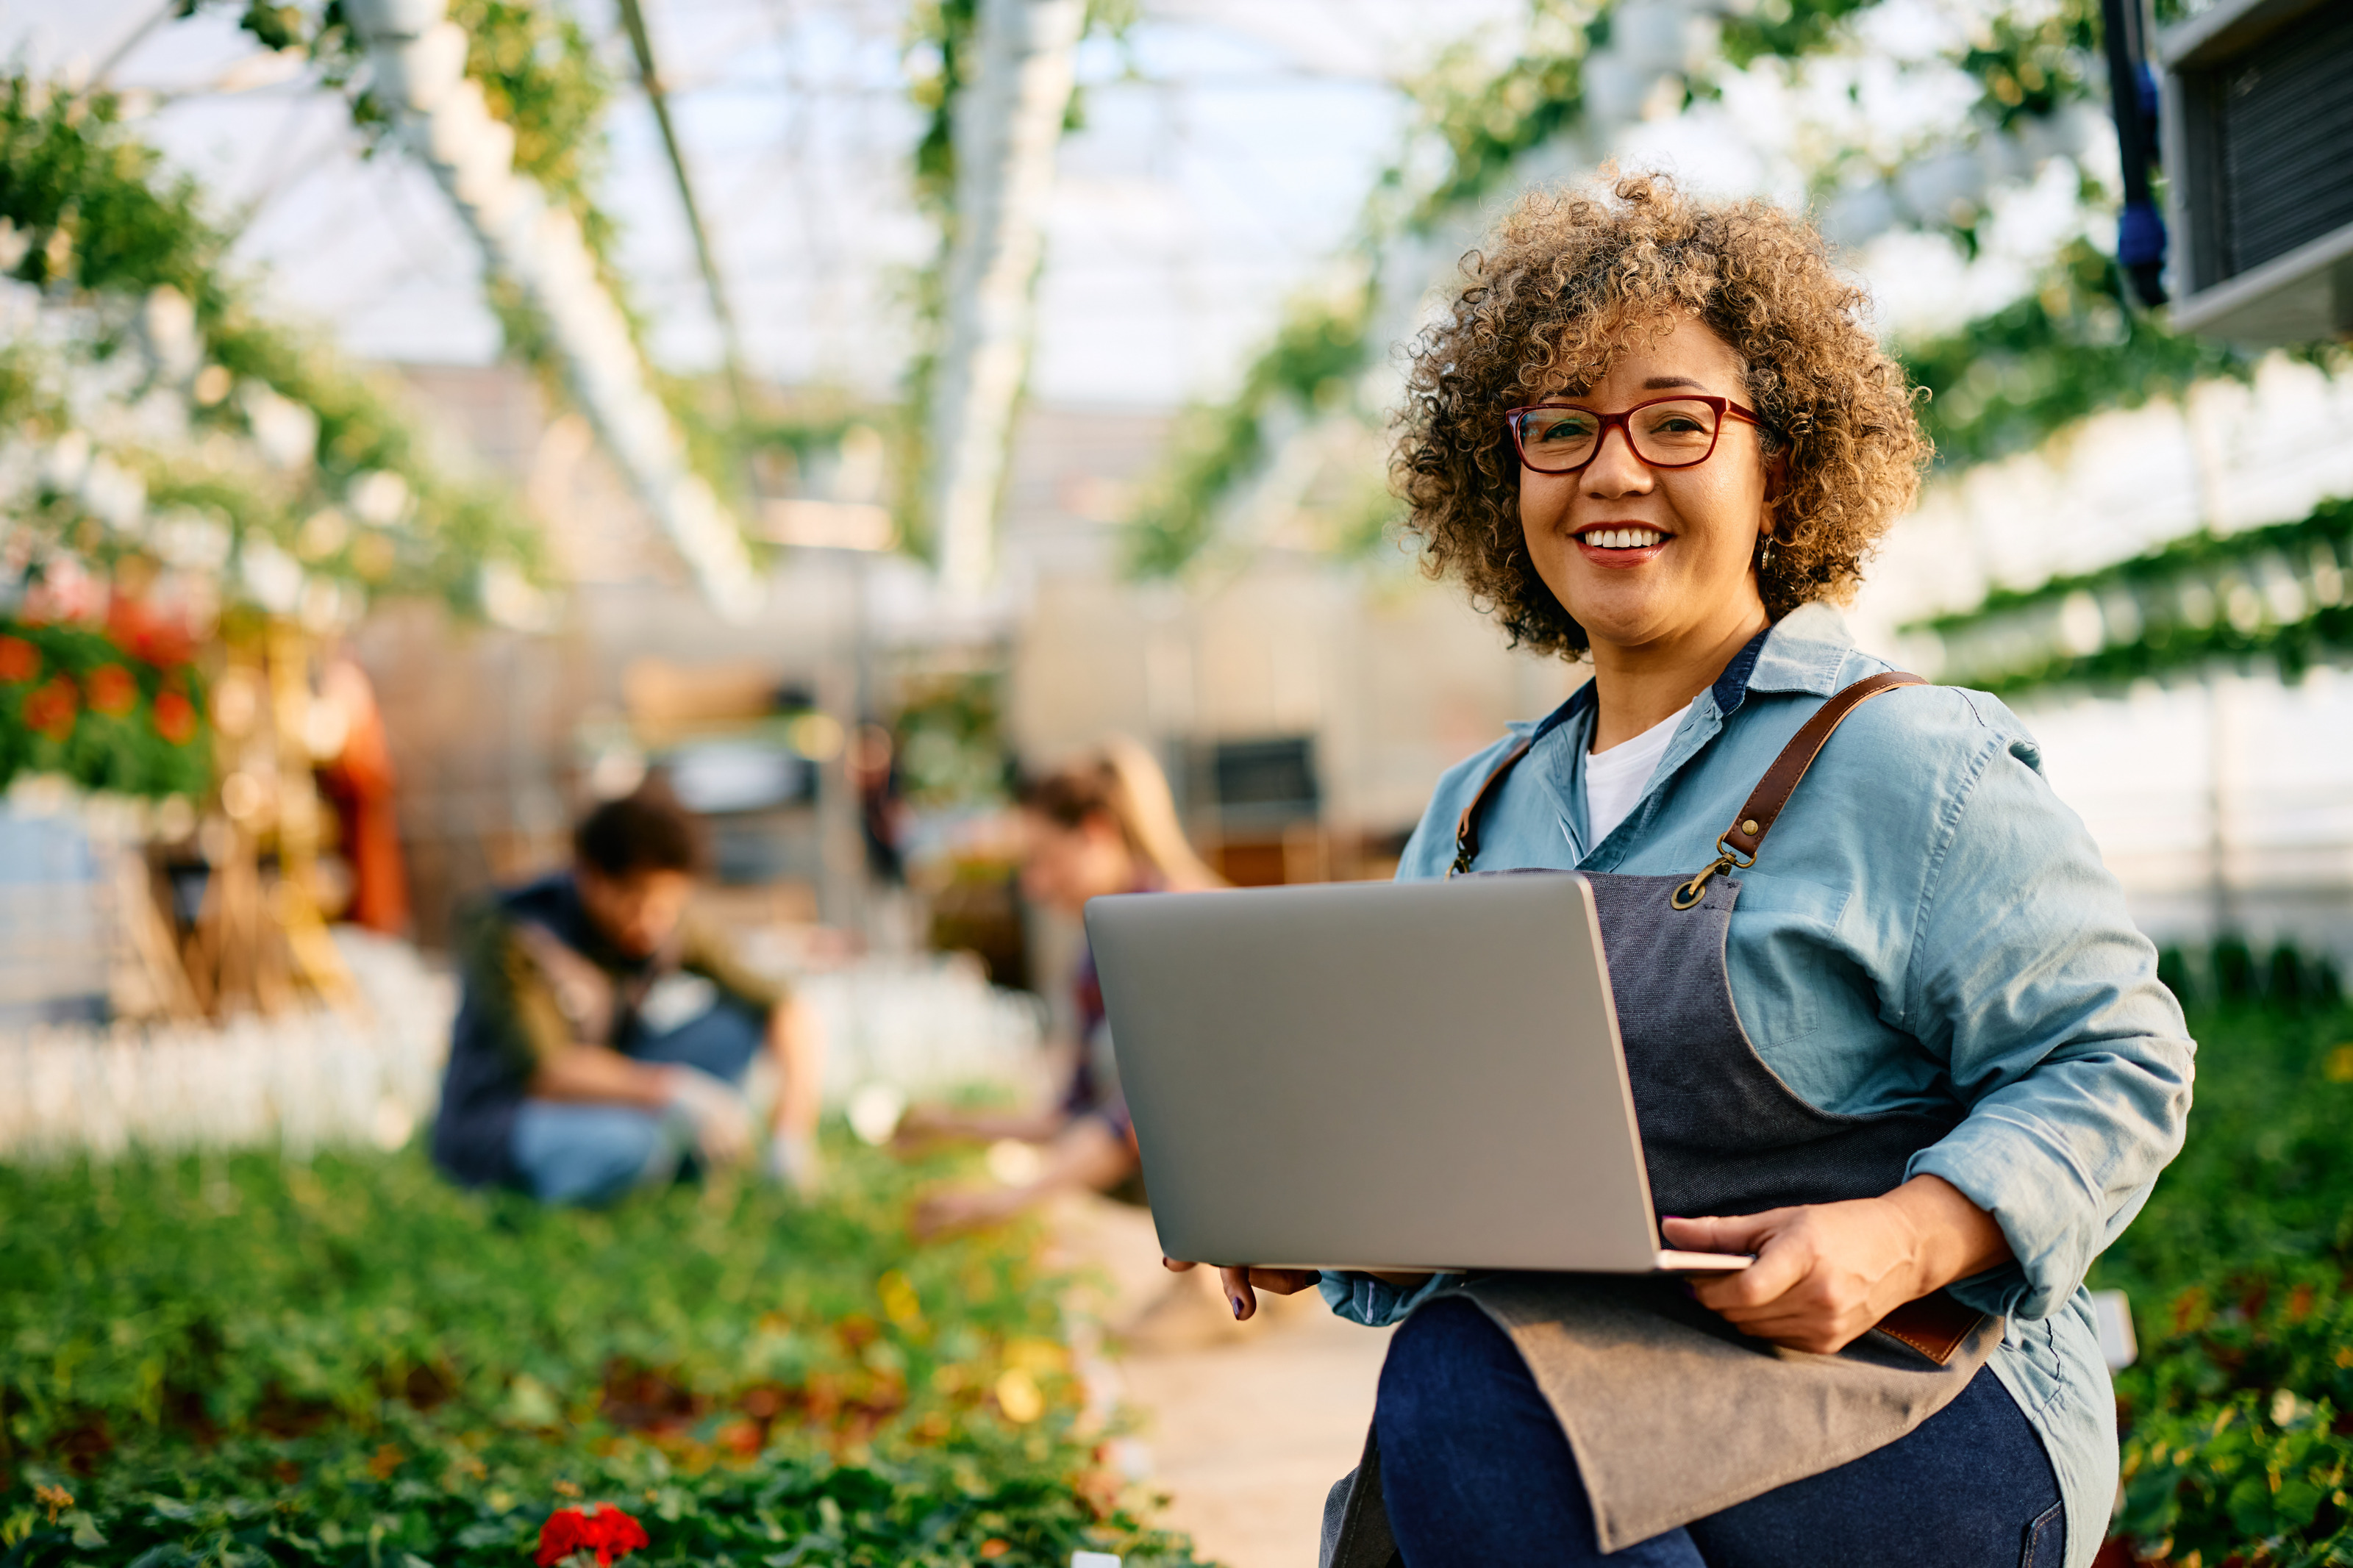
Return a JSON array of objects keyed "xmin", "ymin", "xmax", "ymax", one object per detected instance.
[{"xmin": 431, "ymin": 783, "xmax": 825, "ymax": 1205}]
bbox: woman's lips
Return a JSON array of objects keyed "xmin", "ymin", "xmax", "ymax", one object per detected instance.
[{"xmin": 1572, "ymin": 525, "xmax": 1669, "ymax": 568}]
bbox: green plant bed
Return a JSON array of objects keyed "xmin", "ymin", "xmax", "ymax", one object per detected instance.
[
  {"xmin": 2090, "ymin": 969, "xmax": 2353, "ymax": 1565},
  {"xmin": 0, "ymin": 1142, "xmax": 1202, "ymax": 1567}
]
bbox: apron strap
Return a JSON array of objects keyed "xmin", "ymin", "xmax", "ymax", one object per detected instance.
[
  {"xmin": 1446, "ymin": 670, "xmax": 1926, "ymax": 887},
  {"xmin": 1449, "ymin": 737, "xmax": 1534, "ymax": 875},
  {"xmin": 1671, "ymin": 669, "xmax": 1924, "ymax": 907}
]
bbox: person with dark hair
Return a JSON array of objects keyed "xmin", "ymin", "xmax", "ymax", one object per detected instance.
[
  {"xmin": 429, "ymin": 782, "xmax": 826, "ymax": 1205},
  {"xmin": 1178, "ymin": 173, "xmax": 2191, "ymax": 1568}
]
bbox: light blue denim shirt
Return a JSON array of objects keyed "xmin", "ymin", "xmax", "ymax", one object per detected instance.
[{"xmin": 1321, "ymin": 603, "xmax": 2194, "ymax": 1568}]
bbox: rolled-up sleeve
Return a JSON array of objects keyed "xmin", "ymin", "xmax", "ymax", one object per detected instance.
[
  {"xmin": 679, "ymin": 915, "xmax": 788, "ymax": 1014},
  {"xmin": 1901, "ymin": 729, "xmax": 2196, "ymax": 1322},
  {"xmin": 1321, "ymin": 1269, "xmax": 1460, "ymax": 1327}
]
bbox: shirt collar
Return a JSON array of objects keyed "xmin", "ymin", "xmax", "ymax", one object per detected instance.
[
  {"xmin": 1740, "ymin": 601, "xmax": 1857, "ymax": 701},
  {"xmin": 1526, "ymin": 601, "xmax": 1856, "ymax": 741}
]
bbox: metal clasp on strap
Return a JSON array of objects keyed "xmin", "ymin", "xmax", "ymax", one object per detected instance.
[{"xmin": 1670, "ymin": 835, "xmax": 1755, "ymax": 909}]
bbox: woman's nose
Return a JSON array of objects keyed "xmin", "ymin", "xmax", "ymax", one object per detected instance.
[{"xmin": 1580, "ymin": 426, "xmax": 1654, "ymax": 497}]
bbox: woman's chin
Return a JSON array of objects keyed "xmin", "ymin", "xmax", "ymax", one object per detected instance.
[{"xmin": 1560, "ymin": 586, "xmax": 1683, "ymax": 649}]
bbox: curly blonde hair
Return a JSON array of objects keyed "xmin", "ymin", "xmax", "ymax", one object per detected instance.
[{"xmin": 1393, "ymin": 171, "xmax": 1929, "ymax": 658}]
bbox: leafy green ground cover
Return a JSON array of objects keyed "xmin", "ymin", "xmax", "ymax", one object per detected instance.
[
  {"xmin": 8, "ymin": 942, "xmax": 2350, "ymax": 1567},
  {"xmin": 2093, "ymin": 948, "xmax": 2353, "ymax": 1567},
  {"xmin": 0, "ymin": 1142, "xmax": 1202, "ymax": 1568}
]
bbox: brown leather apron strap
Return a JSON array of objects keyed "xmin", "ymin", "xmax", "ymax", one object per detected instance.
[
  {"xmin": 1670, "ymin": 669, "xmax": 1924, "ymax": 908},
  {"xmin": 1446, "ymin": 669, "xmax": 1927, "ymax": 891},
  {"xmin": 1449, "ymin": 736, "xmax": 1533, "ymax": 876}
]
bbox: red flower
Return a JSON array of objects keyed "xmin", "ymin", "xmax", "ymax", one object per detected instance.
[
  {"xmin": 88, "ymin": 665, "xmax": 138, "ymax": 716},
  {"xmin": 535, "ymin": 1505, "xmax": 649, "ymax": 1567},
  {"xmin": 154, "ymin": 689, "xmax": 199, "ymax": 745},
  {"xmin": 0, "ymin": 636, "xmax": 35, "ymax": 684},
  {"xmin": 106, "ymin": 598, "xmax": 197, "ymax": 669},
  {"xmin": 24, "ymin": 675, "xmax": 77, "ymax": 741}
]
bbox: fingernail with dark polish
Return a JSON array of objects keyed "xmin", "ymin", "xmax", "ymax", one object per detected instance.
[
  {"xmin": 1229, "ymin": 1293, "xmax": 1248, "ymax": 1320},
  {"xmin": 1680, "ymin": 1281, "xmax": 1699, "ymax": 1299}
]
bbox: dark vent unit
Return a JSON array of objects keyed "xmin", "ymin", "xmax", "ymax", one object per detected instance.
[
  {"xmin": 1210, "ymin": 736, "xmax": 1321, "ymax": 823},
  {"xmin": 2163, "ymin": 0, "xmax": 2353, "ymax": 343}
]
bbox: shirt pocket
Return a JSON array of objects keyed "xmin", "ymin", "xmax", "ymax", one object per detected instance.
[{"xmin": 1725, "ymin": 871, "xmax": 1854, "ymax": 1061}]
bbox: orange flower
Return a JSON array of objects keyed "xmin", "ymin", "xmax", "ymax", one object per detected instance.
[
  {"xmin": 24, "ymin": 675, "xmax": 77, "ymax": 740},
  {"xmin": 0, "ymin": 635, "xmax": 36, "ymax": 684},
  {"xmin": 88, "ymin": 664, "xmax": 138, "ymax": 716},
  {"xmin": 154, "ymin": 689, "xmax": 198, "ymax": 745}
]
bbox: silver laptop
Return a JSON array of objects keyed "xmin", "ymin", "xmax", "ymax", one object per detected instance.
[{"xmin": 1085, "ymin": 871, "xmax": 1749, "ymax": 1275}]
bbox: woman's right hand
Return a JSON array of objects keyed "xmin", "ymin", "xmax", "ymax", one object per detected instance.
[{"xmin": 1162, "ymin": 1257, "xmax": 1323, "ymax": 1321}]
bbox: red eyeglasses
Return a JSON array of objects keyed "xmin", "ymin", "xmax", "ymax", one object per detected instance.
[{"xmin": 1504, "ymin": 395, "xmax": 1771, "ymax": 475}]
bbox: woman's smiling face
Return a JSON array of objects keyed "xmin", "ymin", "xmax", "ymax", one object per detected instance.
[{"xmin": 1516, "ymin": 315, "xmax": 1777, "ymax": 658}]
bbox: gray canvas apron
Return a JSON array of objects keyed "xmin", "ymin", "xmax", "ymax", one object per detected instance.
[{"xmin": 1323, "ymin": 672, "xmax": 2003, "ymax": 1567}]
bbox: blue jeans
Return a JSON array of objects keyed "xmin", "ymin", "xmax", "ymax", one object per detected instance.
[
  {"xmin": 1374, "ymin": 1296, "xmax": 2066, "ymax": 1568},
  {"xmin": 509, "ymin": 1000, "xmax": 767, "ymax": 1206}
]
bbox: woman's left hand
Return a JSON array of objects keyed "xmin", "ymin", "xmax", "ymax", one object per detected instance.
[
  {"xmin": 1160, "ymin": 1258, "xmax": 1323, "ymax": 1321},
  {"xmin": 1660, "ymin": 1175, "xmax": 2012, "ymax": 1355}
]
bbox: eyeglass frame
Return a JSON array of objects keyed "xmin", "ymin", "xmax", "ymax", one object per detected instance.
[{"xmin": 1502, "ymin": 394, "xmax": 1774, "ymax": 476}]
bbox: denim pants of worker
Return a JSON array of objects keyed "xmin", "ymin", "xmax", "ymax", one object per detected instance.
[
  {"xmin": 509, "ymin": 999, "xmax": 767, "ymax": 1206},
  {"xmin": 1374, "ymin": 1297, "xmax": 2067, "ymax": 1568}
]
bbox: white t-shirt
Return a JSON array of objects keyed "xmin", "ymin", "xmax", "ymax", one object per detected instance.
[{"xmin": 1583, "ymin": 699, "xmax": 1692, "ymax": 847}]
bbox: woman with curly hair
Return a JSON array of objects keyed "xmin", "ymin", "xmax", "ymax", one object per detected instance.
[{"xmin": 1193, "ymin": 174, "xmax": 2192, "ymax": 1568}]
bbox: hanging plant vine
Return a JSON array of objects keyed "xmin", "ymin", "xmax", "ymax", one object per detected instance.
[
  {"xmin": 1903, "ymin": 495, "xmax": 2353, "ymax": 695},
  {"xmin": 218, "ymin": 0, "xmax": 765, "ymax": 544},
  {"xmin": 1121, "ymin": 0, "xmax": 2090, "ymax": 579},
  {"xmin": 0, "ymin": 74, "xmax": 545, "ymax": 615}
]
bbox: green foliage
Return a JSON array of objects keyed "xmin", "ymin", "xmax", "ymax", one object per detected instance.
[
  {"xmin": 2090, "ymin": 972, "xmax": 2353, "ymax": 1564},
  {"xmin": 2118, "ymin": 1386, "xmax": 2353, "ymax": 1567},
  {"xmin": 1716, "ymin": 0, "xmax": 1882, "ymax": 71},
  {"xmin": 0, "ymin": 74, "xmax": 543, "ymax": 612},
  {"xmin": 430, "ymin": 0, "xmax": 640, "ymax": 389},
  {"xmin": 904, "ymin": 0, "xmax": 1134, "ymax": 219},
  {"xmin": 450, "ymin": 0, "xmax": 616, "ymax": 254},
  {"xmin": 237, "ymin": 0, "xmax": 618, "ymax": 309},
  {"xmin": 2104, "ymin": 956, "xmax": 2353, "ymax": 1297},
  {"xmin": 1906, "ymin": 495, "xmax": 2353, "ymax": 695},
  {"xmin": 0, "ymin": 619, "xmax": 209, "ymax": 800},
  {"xmin": 0, "ymin": 94, "xmax": 207, "ymax": 297},
  {"xmin": 0, "ymin": 1144, "xmax": 1203, "ymax": 1567},
  {"xmin": 895, "ymin": 0, "xmax": 1135, "ymax": 562},
  {"xmin": 225, "ymin": 0, "xmax": 773, "ymax": 554},
  {"xmin": 894, "ymin": 672, "xmax": 1011, "ymax": 809},
  {"xmin": 1899, "ymin": 239, "xmax": 2253, "ymax": 472},
  {"xmin": 1399, "ymin": 7, "xmax": 1598, "ymax": 232},
  {"xmin": 1121, "ymin": 0, "xmax": 2097, "ymax": 579},
  {"xmin": 1124, "ymin": 276, "xmax": 1377, "ymax": 577},
  {"xmin": 1955, "ymin": 0, "xmax": 2098, "ymax": 128},
  {"xmin": 904, "ymin": 0, "xmax": 979, "ymax": 219},
  {"xmin": 3, "ymin": 1433, "xmax": 1202, "ymax": 1568}
]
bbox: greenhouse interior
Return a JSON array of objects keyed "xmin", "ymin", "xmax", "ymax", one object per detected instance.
[{"xmin": 2, "ymin": 0, "xmax": 2352, "ymax": 1562}]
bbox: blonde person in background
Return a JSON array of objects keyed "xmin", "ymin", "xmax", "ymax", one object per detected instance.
[{"xmin": 904, "ymin": 739, "xmax": 1223, "ymax": 1236}]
